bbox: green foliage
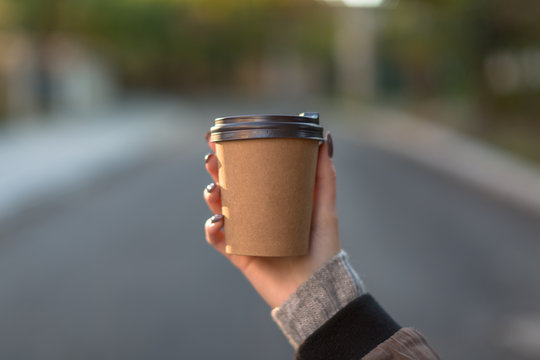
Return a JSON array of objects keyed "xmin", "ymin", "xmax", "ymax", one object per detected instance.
[
  {"xmin": 379, "ymin": 0, "xmax": 487, "ymax": 98},
  {"xmin": 4, "ymin": 0, "xmax": 333, "ymax": 89},
  {"xmin": 379, "ymin": 0, "xmax": 540, "ymax": 161}
]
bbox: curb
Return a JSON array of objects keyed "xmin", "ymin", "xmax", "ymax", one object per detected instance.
[{"xmin": 342, "ymin": 105, "xmax": 540, "ymax": 219}]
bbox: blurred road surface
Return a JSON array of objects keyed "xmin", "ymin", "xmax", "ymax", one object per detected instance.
[{"xmin": 1, "ymin": 97, "xmax": 539, "ymax": 359}]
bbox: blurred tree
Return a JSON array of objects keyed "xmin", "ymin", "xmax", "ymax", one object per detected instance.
[
  {"xmin": 378, "ymin": 0, "xmax": 540, "ymax": 160},
  {"xmin": 3, "ymin": 0, "xmax": 333, "ymax": 93}
]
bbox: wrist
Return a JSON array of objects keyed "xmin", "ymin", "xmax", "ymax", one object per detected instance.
[{"xmin": 271, "ymin": 250, "xmax": 366, "ymax": 349}]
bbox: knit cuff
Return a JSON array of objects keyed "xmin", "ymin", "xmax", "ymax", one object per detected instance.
[{"xmin": 271, "ymin": 250, "xmax": 366, "ymax": 349}]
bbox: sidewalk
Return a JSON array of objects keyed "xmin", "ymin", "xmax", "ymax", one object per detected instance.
[
  {"xmin": 0, "ymin": 99, "xmax": 193, "ymax": 223},
  {"xmin": 336, "ymin": 103, "xmax": 540, "ymax": 219}
]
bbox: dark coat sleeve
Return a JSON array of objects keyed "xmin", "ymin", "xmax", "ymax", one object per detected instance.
[{"xmin": 296, "ymin": 294, "xmax": 439, "ymax": 360}]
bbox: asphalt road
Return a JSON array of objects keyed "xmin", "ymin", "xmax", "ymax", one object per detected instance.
[{"xmin": 1, "ymin": 106, "xmax": 540, "ymax": 359}]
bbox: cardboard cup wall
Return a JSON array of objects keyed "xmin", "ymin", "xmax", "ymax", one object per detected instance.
[{"xmin": 210, "ymin": 113, "xmax": 324, "ymax": 257}]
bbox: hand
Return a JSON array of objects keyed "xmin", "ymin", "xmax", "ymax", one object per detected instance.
[{"xmin": 203, "ymin": 133, "xmax": 340, "ymax": 308}]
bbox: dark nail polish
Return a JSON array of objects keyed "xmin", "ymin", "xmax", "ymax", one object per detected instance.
[
  {"xmin": 211, "ymin": 214, "xmax": 223, "ymax": 223},
  {"xmin": 206, "ymin": 182, "xmax": 216, "ymax": 193},
  {"xmin": 205, "ymin": 131, "xmax": 211, "ymax": 142},
  {"xmin": 326, "ymin": 132, "xmax": 334, "ymax": 158},
  {"xmin": 205, "ymin": 152, "xmax": 214, "ymax": 163}
]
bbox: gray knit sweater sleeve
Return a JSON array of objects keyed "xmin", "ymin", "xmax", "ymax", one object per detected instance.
[{"xmin": 271, "ymin": 250, "xmax": 366, "ymax": 349}]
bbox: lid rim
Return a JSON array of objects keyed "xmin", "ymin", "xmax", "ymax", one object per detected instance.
[
  {"xmin": 210, "ymin": 113, "xmax": 324, "ymax": 142},
  {"xmin": 215, "ymin": 114, "xmax": 320, "ymax": 125},
  {"xmin": 210, "ymin": 130, "xmax": 324, "ymax": 142},
  {"xmin": 211, "ymin": 122, "xmax": 323, "ymax": 131}
]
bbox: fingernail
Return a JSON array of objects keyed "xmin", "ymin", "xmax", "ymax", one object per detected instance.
[
  {"xmin": 211, "ymin": 214, "xmax": 223, "ymax": 223},
  {"xmin": 205, "ymin": 131, "xmax": 211, "ymax": 142},
  {"xmin": 206, "ymin": 182, "xmax": 216, "ymax": 193},
  {"xmin": 205, "ymin": 152, "xmax": 214, "ymax": 163},
  {"xmin": 326, "ymin": 132, "xmax": 334, "ymax": 158}
]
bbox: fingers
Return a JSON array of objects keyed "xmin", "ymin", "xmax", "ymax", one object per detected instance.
[
  {"xmin": 204, "ymin": 214, "xmax": 249, "ymax": 272},
  {"xmin": 205, "ymin": 131, "xmax": 216, "ymax": 152},
  {"xmin": 205, "ymin": 131, "xmax": 219, "ymax": 184},
  {"xmin": 204, "ymin": 132, "xmax": 226, "ymax": 256},
  {"xmin": 205, "ymin": 152, "xmax": 219, "ymax": 184},
  {"xmin": 205, "ymin": 214, "xmax": 227, "ymax": 256},
  {"xmin": 204, "ymin": 182, "xmax": 222, "ymax": 214}
]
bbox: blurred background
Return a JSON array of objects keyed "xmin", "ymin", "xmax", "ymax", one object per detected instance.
[{"xmin": 1, "ymin": 0, "xmax": 540, "ymax": 359}]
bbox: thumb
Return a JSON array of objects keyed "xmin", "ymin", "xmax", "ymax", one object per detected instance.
[
  {"xmin": 310, "ymin": 132, "xmax": 340, "ymax": 258},
  {"xmin": 314, "ymin": 132, "xmax": 337, "ymax": 217}
]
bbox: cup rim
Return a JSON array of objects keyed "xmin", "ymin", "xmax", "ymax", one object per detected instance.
[{"xmin": 210, "ymin": 113, "xmax": 323, "ymax": 142}]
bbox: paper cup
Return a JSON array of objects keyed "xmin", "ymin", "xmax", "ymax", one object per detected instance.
[{"xmin": 210, "ymin": 113, "xmax": 324, "ymax": 257}]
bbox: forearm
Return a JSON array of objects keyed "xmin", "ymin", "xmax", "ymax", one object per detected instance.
[
  {"xmin": 271, "ymin": 250, "xmax": 366, "ymax": 348},
  {"xmin": 271, "ymin": 250, "xmax": 440, "ymax": 359}
]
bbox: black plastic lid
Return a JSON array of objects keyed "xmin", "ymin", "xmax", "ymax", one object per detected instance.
[{"xmin": 210, "ymin": 112, "xmax": 324, "ymax": 142}]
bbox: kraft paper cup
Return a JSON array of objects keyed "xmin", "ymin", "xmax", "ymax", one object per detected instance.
[{"xmin": 210, "ymin": 113, "xmax": 324, "ymax": 257}]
